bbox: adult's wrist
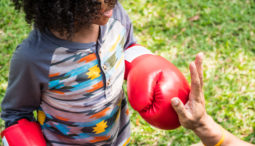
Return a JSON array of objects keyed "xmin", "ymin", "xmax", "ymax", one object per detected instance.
[
  {"xmin": 193, "ymin": 114, "xmax": 211, "ymax": 133},
  {"xmin": 193, "ymin": 115, "xmax": 223, "ymax": 145}
]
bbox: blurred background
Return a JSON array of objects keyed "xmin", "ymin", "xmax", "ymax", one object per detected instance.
[{"xmin": 0, "ymin": 0, "xmax": 255, "ymax": 145}]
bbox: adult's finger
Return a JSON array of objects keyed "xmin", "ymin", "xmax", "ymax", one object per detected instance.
[
  {"xmin": 171, "ymin": 97, "xmax": 188, "ymax": 118},
  {"xmin": 195, "ymin": 53, "xmax": 204, "ymax": 87},
  {"xmin": 189, "ymin": 62, "xmax": 202, "ymax": 101}
]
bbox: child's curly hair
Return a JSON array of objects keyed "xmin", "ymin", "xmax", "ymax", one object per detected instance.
[{"xmin": 11, "ymin": 0, "xmax": 117, "ymax": 37}]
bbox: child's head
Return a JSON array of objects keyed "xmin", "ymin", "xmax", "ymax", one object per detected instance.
[{"xmin": 12, "ymin": 0, "xmax": 117, "ymax": 37}]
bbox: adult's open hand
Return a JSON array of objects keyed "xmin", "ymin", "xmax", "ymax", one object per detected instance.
[
  {"xmin": 171, "ymin": 53, "xmax": 254, "ymax": 146},
  {"xmin": 171, "ymin": 53, "xmax": 207, "ymax": 130}
]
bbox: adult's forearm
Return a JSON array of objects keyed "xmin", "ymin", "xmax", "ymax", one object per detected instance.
[{"xmin": 194, "ymin": 115, "xmax": 253, "ymax": 146}]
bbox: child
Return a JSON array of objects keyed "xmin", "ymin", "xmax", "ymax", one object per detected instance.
[
  {"xmin": 1, "ymin": 0, "xmax": 134, "ymax": 145},
  {"xmin": 1, "ymin": 0, "xmax": 190, "ymax": 145}
]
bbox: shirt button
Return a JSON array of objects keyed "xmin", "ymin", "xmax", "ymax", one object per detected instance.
[
  {"xmin": 107, "ymin": 80, "xmax": 111, "ymax": 86},
  {"xmin": 99, "ymin": 50, "xmax": 102, "ymax": 56},
  {"xmin": 103, "ymin": 65, "xmax": 107, "ymax": 70}
]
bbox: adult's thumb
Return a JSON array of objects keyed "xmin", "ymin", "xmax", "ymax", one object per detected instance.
[{"xmin": 171, "ymin": 97, "xmax": 187, "ymax": 118}]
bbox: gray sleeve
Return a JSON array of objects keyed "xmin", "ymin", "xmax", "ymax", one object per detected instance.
[
  {"xmin": 1, "ymin": 46, "xmax": 42, "ymax": 127},
  {"xmin": 114, "ymin": 2, "xmax": 137, "ymax": 49},
  {"xmin": 124, "ymin": 20, "xmax": 136, "ymax": 49}
]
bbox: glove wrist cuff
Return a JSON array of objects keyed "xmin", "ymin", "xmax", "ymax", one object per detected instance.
[
  {"xmin": 124, "ymin": 44, "xmax": 153, "ymax": 79},
  {"xmin": 124, "ymin": 44, "xmax": 153, "ymax": 63}
]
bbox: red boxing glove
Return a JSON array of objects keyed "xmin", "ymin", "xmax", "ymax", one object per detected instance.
[
  {"xmin": 125, "ymin": 45, "xmax": 190, "ymax": 130},
  {"xmin": 1, "ymin": 119, "xmax": 46, "ymax": 146}
]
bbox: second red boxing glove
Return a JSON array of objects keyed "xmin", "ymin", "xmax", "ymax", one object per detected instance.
[
  {"xmin": 125, "ymin": 46, "xmax": 190, "ymax": 130},
  {"xmin": 1, "ymin": 119, "xmax": 46, "ymax": 146}
]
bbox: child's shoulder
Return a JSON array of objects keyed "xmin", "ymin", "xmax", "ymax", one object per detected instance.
[
  {"xmin": 14, "ymin": 31, "xmax": 38, "ymax": 56},
  {"xmin": 12, "ymin": 29, "xmax": 53, "ymax": 65},
  {"xmin": 112, "ymin": 2, "xmax": 132, "ymax": 26}
]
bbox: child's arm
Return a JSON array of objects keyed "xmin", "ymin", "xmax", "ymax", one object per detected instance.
[
  {"xmin": 118, "ymin": 2, "xmax": 189, "ymax": 130},
  {"xmin": 1, "ymin": 45, "xmax": 47, "ymax": 145},
  {"xmin": 1, "ymin": 47, "xmax": 42, "ymax": 127}
]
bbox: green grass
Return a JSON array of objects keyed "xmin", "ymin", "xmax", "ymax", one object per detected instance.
[{"xmin": 1, "ymin": 0, "xmax": 255, "ymax": 145}]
